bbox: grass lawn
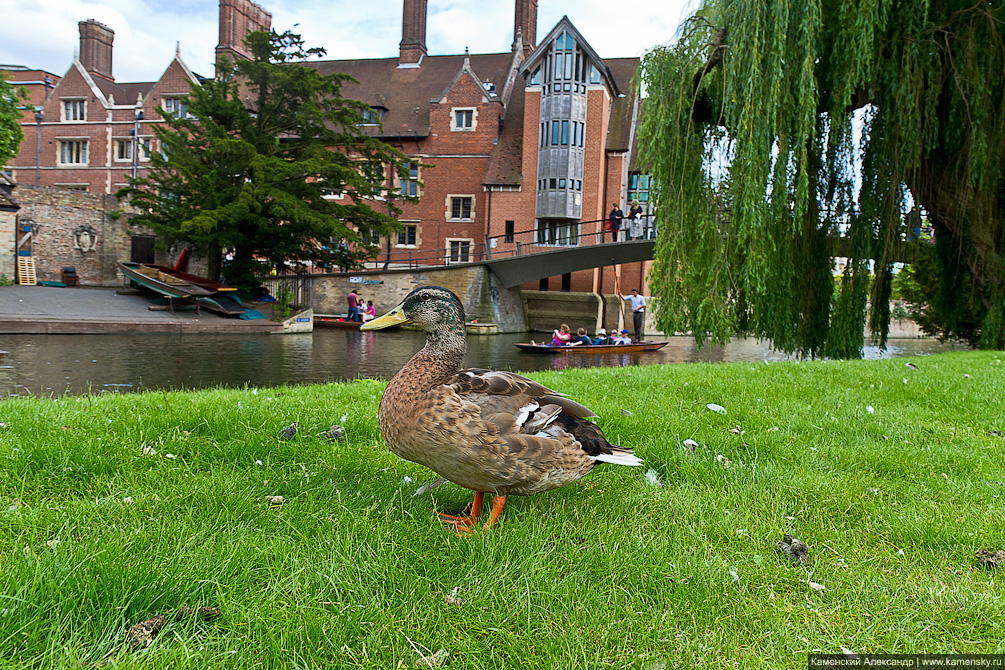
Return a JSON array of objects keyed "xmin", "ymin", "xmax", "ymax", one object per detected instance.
[{"xmin": 0, "ymin": 351, "xmax": 1002, "ymax": 668}]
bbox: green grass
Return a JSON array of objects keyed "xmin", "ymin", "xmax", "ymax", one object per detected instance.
[{"xmin": 0, "ymin": 351, "xmax": 1003, "ymax": 668}]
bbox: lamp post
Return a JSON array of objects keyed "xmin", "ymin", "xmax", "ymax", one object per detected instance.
[
  {"xmin": 34, "ymin": 110, "xmax": 42, "ymax": 186},
  {"xmin": 131, "ymin": 110, "xmax": 144, "ymax": 180}
]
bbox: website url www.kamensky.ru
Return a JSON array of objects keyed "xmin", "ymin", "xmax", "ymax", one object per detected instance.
[{"xmin": 809, "ymin": 655, "xmax": 1005, "ymax": 668}]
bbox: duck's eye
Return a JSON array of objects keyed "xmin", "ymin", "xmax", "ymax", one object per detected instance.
[{"xmin": 419, "ymin": 293, "xmax": 431, "ymax": 301}]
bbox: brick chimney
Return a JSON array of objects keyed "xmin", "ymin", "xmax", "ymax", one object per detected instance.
[
  {"xmin": 79, "ymin": 20, "xmax": 114, "ymax": 81},
  {"xmin": 399, "ymin": 0, "xmax": 427, "ymax": 66},
  {"xmin": 514, "ymin": 0, "xmax": 537, "ymax": 54},
  {"xmin": 216, "ymin": 0, "xmax": 272, "ymax": 64}
]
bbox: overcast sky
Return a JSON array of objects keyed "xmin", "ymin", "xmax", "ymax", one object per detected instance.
[{"xmin": 1, "ymin": 0, "xmax": 697, "ymax": 82}]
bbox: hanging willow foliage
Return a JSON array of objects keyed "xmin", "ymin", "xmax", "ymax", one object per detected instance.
[{"xmin": 638, "ymin": 0, "xmax": 1005, "ymax": 357}]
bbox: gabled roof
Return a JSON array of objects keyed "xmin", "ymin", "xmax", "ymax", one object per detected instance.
[
  {"xmin": 484, "ymin": 77, "xmax": 526, "ymax": 186},
  {"xmin": 604, "ymin": 57, "xmax": 641, "ymax": 153},
  {"xmin": 307, "ymin": 52, "xmax": 514, "ymax": 138},
  {"xmin": 518, "ymin": 16, "xmax": 623, "ymax": 97}
]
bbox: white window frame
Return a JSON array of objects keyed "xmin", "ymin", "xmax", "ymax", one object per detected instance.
[
  {"xmin": 57, "ymin": 139, "xmax": 88, "ymax": 165},
  {"xmin": 450, "ymin": 107, "xmax": 476, "ymax": 131},
  {"xmin": 398, "ymin": 161, "xmax": 420, "ymax": 197},
  {"xmin": 61, "ymin": 99, "xmax": 86, "ymax": 122},
  {"xmin": 446, "ymin": 238, "xmax": 473, "ymax": 264},
  {"xmin": 163, "ymin": 96, "xmax": 188, "ymax": 118},
  {"xmin": 447, "ymin": 194, "xmax": 474, "ymax": 222},
  {"xmin": 395, "ymin": 221, "xmax": 420, "ymax": 248}
]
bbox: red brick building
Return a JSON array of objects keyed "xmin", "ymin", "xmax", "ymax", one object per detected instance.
[
  {"xmin": 3, "ymin": 2, "xmax": 270, "ymax": 196},
  {"xmin": 4, "ymin": 0, "xmax": 652, "ymax": 294},
  {"xmin": 324, "ymin": 0, "xmax": 652, "ymax": 293}
]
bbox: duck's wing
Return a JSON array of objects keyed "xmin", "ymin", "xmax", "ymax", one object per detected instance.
[
  {"xmin": 446, "ymin": 368, "xmax": 598, "ymax": 419},
  {"xmin": 442, "ymin": 368, "xmax": 641, "ymax": 468}
]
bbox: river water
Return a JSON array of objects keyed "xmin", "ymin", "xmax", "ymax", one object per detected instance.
[{"xmin": 0, "ymin": 330, "xmax": 963, "ymax": 398}]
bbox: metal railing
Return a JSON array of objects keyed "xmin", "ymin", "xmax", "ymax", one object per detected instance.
[
  {"xmin": 261, "ymin": 272, "xmax": 315, "ymax": 308},
  {"xmin": 363, "ymin": 214, "xmax": 657, "ymax": 270}
]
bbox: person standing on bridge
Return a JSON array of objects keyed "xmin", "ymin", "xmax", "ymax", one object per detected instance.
[
  {"xmin": 608, "ymin": 203, "xmax": 624, "ymax": 242},
  {"xmin": 628, "ymin": 200, "xmax": 644, "ymax": 240},
  {"xmin": 620, "ymin": 288, "xmax": 647, "ymax": 342}
]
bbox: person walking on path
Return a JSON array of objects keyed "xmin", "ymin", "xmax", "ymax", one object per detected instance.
[
  {"xmin": 608, "ymin": 203, "xmax": 624, "ymax": 243},
  {"xmin": 620, "ymin": 288, "xmax": 647, "ymax": 342}
]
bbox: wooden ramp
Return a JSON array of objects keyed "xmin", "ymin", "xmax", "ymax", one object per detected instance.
[{"xmin": 17, "ymin": 257, "xmax": 36, "ymax": 286}]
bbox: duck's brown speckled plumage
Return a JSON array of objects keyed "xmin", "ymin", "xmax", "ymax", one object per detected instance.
[{"xmin": 364, "ymin": 286, "xmax": 641, "ymax": 523}]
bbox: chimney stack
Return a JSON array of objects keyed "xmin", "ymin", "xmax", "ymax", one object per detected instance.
[
  {"xmin": 216, "ymin": 0, "xmax": 273, "ymax": 64},
  {"xmin": 79, "ymin": 20, "xmax": 114, "ymax": 81},
  {"xmin": 399, "ymin": 0, "xmax": 428, "ymax": 66},
  {"xmin": 514, "ymin": 0, "xmax": 537, "ymax": 55}
]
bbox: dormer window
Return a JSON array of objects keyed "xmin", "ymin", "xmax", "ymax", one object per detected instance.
[
  {"xmin": 451, "ymin": 108, "xmax": 475, "ymax": 131},
  {"xmin": 360, "ymin": 107, "xmax": 386, "ymax": 125}
]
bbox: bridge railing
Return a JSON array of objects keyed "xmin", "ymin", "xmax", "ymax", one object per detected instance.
[{"xmin": 362, "ymin": 214, "xmax": 657, "ymax": 270}]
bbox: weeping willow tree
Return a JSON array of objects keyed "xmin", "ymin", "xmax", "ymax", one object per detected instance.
[{"xmin": 638, "ymin": 0, "xmax": 1005, "ymax": 357}]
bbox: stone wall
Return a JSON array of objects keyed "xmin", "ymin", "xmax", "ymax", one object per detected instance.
[
  {"xmin": 13, "ymin": 186, "xmax": 170, "ymax": 286},
  {"xmin": 0, "ymin": 209, "xmax": 15, "ymax": 281},
  {"xmin": 311, "ymin": 265, "xmax": 527, "ymax": 332}
]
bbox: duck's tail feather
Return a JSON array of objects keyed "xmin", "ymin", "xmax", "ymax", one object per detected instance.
[{"xmin": 591, "ymin": 450, "xmax": 644, "ymax": 466}]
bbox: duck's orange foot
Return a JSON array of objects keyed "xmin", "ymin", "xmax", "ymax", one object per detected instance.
[
  {"xmin": 437, "ymin": 512, "xmax": 478, "ymax": 535},
  {"xmin": 436, "ymin": 491, "xmax": 484, "ymax": 535}
]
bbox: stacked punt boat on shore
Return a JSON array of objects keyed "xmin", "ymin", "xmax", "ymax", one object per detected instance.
[{"xmin": 117, "ymin": 262, "xmax": 246, "ymax": 316}]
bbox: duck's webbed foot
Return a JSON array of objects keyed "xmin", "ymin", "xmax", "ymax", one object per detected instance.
[{"xmin": 436, "ymin": 491, "xmax": 484, "ymax": 535}]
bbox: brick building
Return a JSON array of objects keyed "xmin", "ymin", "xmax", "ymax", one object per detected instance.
[
  {"xmin": 315, "ymin": 0, "xmax": 652, "ymax": 294},
  {"xmin": 3, "ymin": 0, "xmax": 652, "ymax": 294}
]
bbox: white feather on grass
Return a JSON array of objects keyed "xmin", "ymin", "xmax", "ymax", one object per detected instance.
[{"xmin": 592, "ymin": 452, "xmax": 643, "ymax": 466}]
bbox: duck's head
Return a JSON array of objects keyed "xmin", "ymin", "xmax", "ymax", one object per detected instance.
[{"xmin": 361, "ymin": 286, "xmax": 466, "ymax": 333}]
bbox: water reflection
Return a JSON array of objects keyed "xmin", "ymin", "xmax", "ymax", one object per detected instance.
[{"xmin": 0, "ymin": 331, "xmax": 965, "ymax": 398}]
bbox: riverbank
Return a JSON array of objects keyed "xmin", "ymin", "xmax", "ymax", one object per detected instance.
[
  {"xmin": 1, "ymin": 352, "xmax": 1001, "ymax": 666},
  {"xmin": 0, "ymin": 285, "xmax": 282, "ymax": 334}
]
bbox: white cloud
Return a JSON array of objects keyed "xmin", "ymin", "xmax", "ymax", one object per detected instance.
[{"xmin": 0, "ymin": 0, "xmax": 695, "ymax": 82}]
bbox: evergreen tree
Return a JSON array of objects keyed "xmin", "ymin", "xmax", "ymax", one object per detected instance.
[
  {"xmin": 122, "ymin": 30, "xmax": 411, "ymax": 296},
  {"xmin": 639, "ymin": 0, "xmax": 1005, "ymax": 356}
]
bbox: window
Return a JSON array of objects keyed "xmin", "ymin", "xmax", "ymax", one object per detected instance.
[
  {"xmin": 363, "ymin": 161, "xmax": 385, "ymax": 196},
  {"xmin": 529, "ymin": 67, "xmax": 541, "ymax": 85},
  {"xmin": 561, "ymin": 120, "xmax": 569, "ymax": 145},
  {"xmin": 360, "ymin": 108, "xmax": 380, "ymax": 124},
  {"xmin": 452, "ymin": 108, "xmax": 474, "ymax": 131},
  {"xmin": 589, "ymin": 64, "xmax": 602, "ymax": 84},
  {"xmin": 450, "ymin": 196, "xmax": 472, "ymax": 220},
  {"xmin": 163, "ymin": 97, "xmax": 187, "ymax": 118},
  {"xmin": 448, "ymin": 240, "xmax": 471, "ymax": 264},
  {"xmin": 399, "ymin": 162, "xmax": 419, "ymax": 197},
  {"xmin": 115, "ymin": 139, "xmax": 133, "ymax": 161},
  {"xmin": 321, "ymin": 188, "xmax": 343, "ymax": 199},
  {"xmin": 551, "ymin": 120, "xmax": 560, "ymax": 145},
  {"xmin": 396, "ymin": 224, "xmax": 417, "ymax": 247},
  {"xmin": 536, "ymin": 220, "xmax": 579, "ymax": 246},
  {"xmin": 59, "ymin": 140, "xmax": 87, "ymax": 165},
  {"xmin": 504, "ymin": 220, "xmax": 515, "ymax": 243},
  {"xmin": 62, "ymin": 99, "xmax": 85, "ymax": 122},
  {"xmin": 628, "ymin": 173, "xmax": 652, "ymax": 205}
]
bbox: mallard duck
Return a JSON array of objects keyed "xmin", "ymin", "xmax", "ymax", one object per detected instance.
[{"xmin": 361, "ymin": 286, "xmax": 642, "ymax": 532}]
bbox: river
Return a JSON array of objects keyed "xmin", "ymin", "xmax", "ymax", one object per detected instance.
[{"xmin": 0, "ymin": 330, "xmax": 964, "ymax": 398}]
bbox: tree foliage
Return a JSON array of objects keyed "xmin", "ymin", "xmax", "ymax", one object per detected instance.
[
  {"xmin": 639, "ymin": 0, "xmax": 1005, "ymax": 356},
  {"xmin": 0, "ymin": 74, "xmax": 27, "ymax": 168},
  {"xmin": 122, "ymin": 30, "xmax": 410, "ymax": 296}
]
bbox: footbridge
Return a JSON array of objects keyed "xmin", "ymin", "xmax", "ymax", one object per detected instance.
[{"xmin": 375, "ymin": 217, "xmax": 658, "ymax": 288}]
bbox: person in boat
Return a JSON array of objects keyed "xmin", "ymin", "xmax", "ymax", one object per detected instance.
[
  {"xmin": 592, "ymin": 328, "xmax": 611, "ymax": 345},
  {"xmin": 613, "ymin": 329, "xmax": 633, "ymax": 345},
  {"xmin": 550, "ymin": 324, "xmax": 573, "ymax": 346},
  {"xmin": 347, "ymin": 289, "xmax": 361, "ymax": 322},
  {"xmin": 620, "ymin": 287, "xmax": 647, "ymax": 342},
  {"xmin": 571, "ymin": 328, "xmax": 593, "ymax": 346},
  {"xmin": 363, "ymin": 300, "xmax": 376, "ymax": 322}
]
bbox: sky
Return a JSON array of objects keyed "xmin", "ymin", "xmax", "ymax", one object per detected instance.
[{"xmin": 0, "ymin": 0, "xmax": 697, "ymax": 82}]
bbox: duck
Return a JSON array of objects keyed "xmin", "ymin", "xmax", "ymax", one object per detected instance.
[{"xmin": 360, "ymin": 285, "xmax": 642, "ymax": 533}]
